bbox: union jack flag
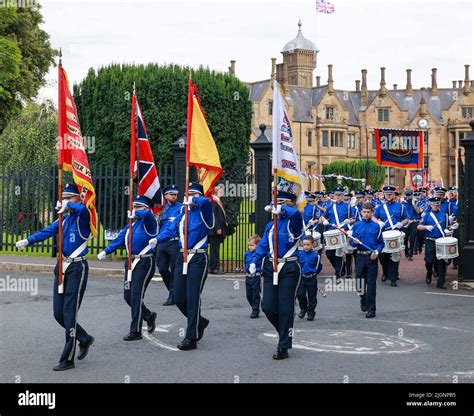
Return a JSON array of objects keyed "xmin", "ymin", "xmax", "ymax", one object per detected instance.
[
  {"xmin": 316, "ymin": 0, "xmax": 335, "ymax": 13},
  {"xmin": 130, "ymin": 94, "xmax": 162, "ymax": 205}
]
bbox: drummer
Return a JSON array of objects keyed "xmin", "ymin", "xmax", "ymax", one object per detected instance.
[
  {"xmin": 354, "ymin": 190, "xmax": 366, "ymax": 222},
  {"xmin": 303, "ymin": 192, "xmax": 318, "ymax": 234},
  {"xmin": 373, "ymin": 185, "xmax": 409, "ymax": 287},
  {"xmin": 417, "ymin": 197, "xmax": 456, "ymax": 289},
  {"xmin": 320, "ymin": 187, "xmax": 354, "ymax": 281}
]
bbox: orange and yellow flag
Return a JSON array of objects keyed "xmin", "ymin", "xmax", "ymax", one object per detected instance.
[{"xmin": 186, "ymin": 79, "xmax": 223, "ymax": 197}]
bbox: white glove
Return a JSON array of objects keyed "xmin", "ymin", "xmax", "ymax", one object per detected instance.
[
  {"xmin": 183, "ymin": 196, "xmax": 195, "ymax": 206},
  {"xmin": 56, "ymin": 199, "xmax": 69, "ymax": 214},
  {"xmin": 444, "ymin": 229, "xmax": 451, "ymax": 235},
  {"xmin": 425, "ymin": 225, "xmax": 434, "ymax": 232},
  {"xmin": 127, "ymin": 209, "xmax": 137, "ymax": 220},
  {"xmin": 264, "ymin": 205, "xmax": 272, "ymax": 212},
  {"xmin": 322, "ymin": 219, "xmax": 329, "ymax": 226},
  {"xmin": 272, "ymin": 205, "xmax": 282, "ymax": 215},
  {"xmin": 342, "ymin": 218, "xmax": 351, "ymax": 225},
  {"xmin": 451, "ymin": 222, "xmax": 459, "ymax": 230},
  {"xmin": 449, "ymin": 215, "xmax": 455, "ymax": 223},
  {"xmin": 148, "ymin": 238, "xmax": 157, "ymax": 248},
  {"xmin": 308, "ymin": 219, "xmax": 316, "ymax": 226},
  {"xmin": 305, "ymin": 230, "xmax": 311, "ymax": 236},
  {"xmin": 15, "ymin": 239, "xmax": 29, "ymax": 250},
  {"xmin": 249, "ymin": 263, "xmax": 257, "ymax": 274},
  {"xmin": 97, "ymin": 251, "xmax": 107, "ymax": 261},
  {"xmin": 378, "ymin": 220, "xmax": 386, "ymax": 228},
  {"xmin": 394, "ymin": 222, "xmax": 403, "ymax": 229}
]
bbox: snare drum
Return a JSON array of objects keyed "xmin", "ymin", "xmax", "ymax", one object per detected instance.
[
  {"xmin": 435, "ymin": 237, "xmax": 459, "ymax": 260},
  {"xmin": 344, "ymin": 230, "xmax": 355, "ymax": 254},
  {"xmin": 382, "ymin": 230, "xmax": 403, "ymax": 253},
  {"xmin": 323, "ymin": 229, "xmax": 346, "ymax": 250},
  {"xmin": 312, "ymin": 231, "xmax": 322, "ymax": 251}
]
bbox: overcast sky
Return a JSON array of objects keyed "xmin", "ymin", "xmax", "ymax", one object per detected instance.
[{"xmin": 38, "ymin": 0, "xmax": 473, "ymax": 103}]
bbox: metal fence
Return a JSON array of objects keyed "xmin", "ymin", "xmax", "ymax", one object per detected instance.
[{"xmin": 0, "ymin": 162, "xmax": 256, "ymax": 273}]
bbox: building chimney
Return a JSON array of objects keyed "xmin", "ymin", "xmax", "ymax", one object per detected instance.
[
  {"xmin": 228, "ymin": 60, "xmax": 236, "ymax": 76},
  {"xmin": 463, "ymin": 64, "xmax": 471, "ymax": 95},
  {"xmin": 453, "ymin": 81, "xmax": 457, "ymax": 88},
  {"xmin": 355, "ymin": 80, "xmax": 360, "ymax": 92},
  {"xmin": 431, "ymin": 68, "xmax": 438, "ymax": 96},
  {"xmin": 458, "ymin": 80, "xmax": 463, "ymax": 88},
  {"xmin": 379, "ymin": 67, "xmax": 387, "ymax": 97},
  {"xmin": 419, "ymin": 87, "xmax": 427, "ymax": 117},
  {"xmin": 406, "ymin": 69, "xmax": 413, "ymax": 96},
  {"xmin": 471, "ymin": 80, "xmax": 474, "ymax": 88},
  {"xmin": 327, "ymin": 64, "xmax": 334, "ymax": 94},
  {"xmin": 316, "ymin": 75, "xmax": 321, "ymax": 87},
  {"xmin": 393, "ymin": 84, "xmax": 398, "ymax": 90},
  {"xmin": 361, "ymin": 69, "xmax": 368, "ymax": 106},
  {"xmin": 271, "ymin": 58, "xmax": 276, "ymax": 81}
]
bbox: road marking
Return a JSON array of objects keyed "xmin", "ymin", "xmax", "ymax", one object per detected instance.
[
  {"xmin": 142, "ymin": 323, "xmax": 179, "ymax": 351},
  {"xmin": 424, "ymin": 292, "xmax": 474, "ymax": 298},
  {"xmin": 151, "ymin": 276, "xmax": 163, "ymax": 282},
  {"xmin": 225, "ymin": 278, "xmax": 244, "ymax": 282}
]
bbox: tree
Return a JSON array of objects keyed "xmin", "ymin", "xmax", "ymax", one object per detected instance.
[
  {"xmin": 0, "ymin": 3, "xmax": 56, "ymax": 132},
  {"xmin": 321, "ymin": 159, "xmax": 385, "ymax": 191}
]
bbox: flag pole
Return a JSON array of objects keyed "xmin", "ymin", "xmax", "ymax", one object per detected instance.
[
  {"xmin": 183, "ymin": 71, "xmax": 193, "ymax": 275},
  {"xmin": 272, "ymin": 168, "xmax": 279, "ymax": 285},
  {"xmin": 127, "ymin": 82, "xmax": 136, "ymax": 282},
  {"xmin": 57, "ymin": 48, "xmax": 64, "ymax": 294}
]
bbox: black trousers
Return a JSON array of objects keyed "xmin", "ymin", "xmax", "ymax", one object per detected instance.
[
  {"xmin": 355, "ymin": 253, "xmax": 378, "ymax": 313},
  {"xmin": 453, "ymin": 228, "xmax": 460, "ymax": 267},
  {"xmin": 404, "ymin": 222, "xmax": 418, "ymax": 257},
  {"xmin": 416, "ymin": 229, "xmax": 425, "ymax": 253},
  {"xmin": 379, "ymin": 252, "xmax": 399, "ymax": 281},
  {"xmin": 156, "ymin": 239, "xmax": 179, "ymax": 299},
  {"xmin": 425, "ymin": 240, "xmax": 447, "ymax": 286},
  {"xmin": 53, "ymin": 260, "xmax": 91, "ymax": 363},
  {"xmin": 208, "ymin": 235, "xmax": 223, "ymax": 272},
  {"xmin": 326, "ymin": 249, "xmax": 344, "ymax": 279}
]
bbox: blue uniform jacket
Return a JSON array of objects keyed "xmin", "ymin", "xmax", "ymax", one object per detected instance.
[
  {"xmin": 402, "ymin": 200, "xmax": 420, "ymax": 220},
  {"xmin": 420, "ymin": 210, "xmax": 450, "ymax": 239},
  {"xmin": 298, "ymin": 249, "xmax": 322, "ymax": 276},
  {"xmin": 155, "ymin": 196, "xmax": 213, "ymax": 250},
  {"xmin": 354, "ymin": 204, "xmax": 364, "ymax": 222},
  {"xmin": 322, "ymin": 201, "xmax": 352, "ymax": 231},
  {"xmin": 374, "ymin": 201, "xmax": 407, "ymax": 232},
  {"xmin": 104, "ymin": 209, "xmax": 158, "ymax": 255},
  {"xmin": 245, "ymin": 251, "xmax": 262, "ymax": 274},
  {"xmin": 303, "ymin": 204, "xmax": 321, "ymax": 228},
  {"xmin": 158, "ymin": 201, "xmax": 183, "ymax": 238},
  {"xmin": 350, "ymin": 219, "xmax": 384, "ymax": 252},
  {"xmin": 251, "ymin": 205, "xmax": 303, "ymax": 265},
  {"xmin": 27, "ymin": 202, "xmax": 91, "ymax": 256}
]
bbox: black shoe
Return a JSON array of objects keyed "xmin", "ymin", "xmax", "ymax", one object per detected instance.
[
  {"xmin": 197, "ymin": 318, "xmax": 209, "ymax": 341},
  {"xmin": 307, "ymin": 312, "xmax": 315, "ymax": 321},
  {"xmin": 408, "ymin": 257, "xmax": 413, "ymax": 261},
  {"xmin": 298, "ymin": 309, "xmax": 307, "ymax": 319},
  {"xmin": 437, "ymin": 283, "xmax": 447, "ymax": 290},
  {"xmin": 147, "ymin": 312, "xmax": 157, "ymax": 334},
  {"xmin": 209, "ymin": 269, "xmax": 220, "ymax": 275},
  {"xmin": 381, "ymin": 275, "xmax": 387, "ymax": 282},
  {"xmin": 177, "ymin": 338, "xmax": 197, "ymax": 351},
  {"xmin": 272, "ymin": 348, "xmax": 289, "ymax": 360},
  {"xmin": 53, "ymin": 360, "xmax": 75, "ymax": 371},
  {"xmin": 390, "ymin": 280, "xmax": 397, "ymax": 287},
  {"xmin": 77, "ymin": 336, "xmax": 94, "ymax": 361},
  {"xmin": 123, "ymin": 332, "xmax": 142, "ymax": 341},
  {"xmin": 426, "ymin": 274, "xmax": 432, "ymax": 285},
  {"xmin": 360, "ymin": 299, "xmax": 367, "ymax": 312},
  {"xmin": 163, "ymin": 298, "xmax": 175, "ymax": 306},
  {"xmin": 250, "ymin": 311, "xmax": 259, "ymax": 319},
  {"xmin": 366, "ymin": 311, "xmax": 376, "ymax": 319}
]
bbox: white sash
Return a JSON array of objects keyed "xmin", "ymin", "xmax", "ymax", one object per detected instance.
[
  {"xmin": 59, "ymin": 239, "xmax": 88, "ymax": 294},
  {"xmin": 333, "ymin": 204, "xmax": 341, "ymax": 228},
  {"xmin": 268, "ymin": 225, "xmax": 299, "ymax": 285},
  {"xmin": 179, "ymin": 216, "xmax": 208, "ymax": 275},
  {"xmin": 125, "ymin": 227, "xmax": 155, "ymax": 282},
  {"xmin": 383, "ymin": 203, "xmax": 395, "ymax": 229},
  {"xmin": 429, "ymin": 212, "xmax": 445, "ymax": 238}
]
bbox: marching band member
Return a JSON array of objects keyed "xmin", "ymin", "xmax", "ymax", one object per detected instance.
[
  {"xmin": 156, "ymin": 184, "xmax": 182, "ymax": 306},
  {"xmin": 320, "ymin": 187, "xmax": 353, "ymax": 282},
  {"xmin": 303, "ymin": 192, "xmax": 318, "ymax": 233},
  {"xmin": 98, "ymin": 195, "xmax": 158, "ymax": 341},
  {"xmin": 149, "ymin": 182, "xmax": 213, "ymax": 350},
  {"xmin": 354, "ymin": 190, "xmax": 366, "ymax": 223},
  {"xmin": 16, "ymin": 183, "xmax": 94, "ymax": 371},
  {"xmin": 417, "ymin": 197, "xmax": 456, "ymax": 289},
  {"xmin": 245, "ymin": 234, "xmax": 262, "ymax": 319},
  {"xmin": 415, "ymin": 187, "xmax": 429, "ymax": 254},
  {"xmin": 373, "ymin": 185, "xmax": 408, "ymax": 287},
  {"xmin": 351, "ymin": 202, "xmax": 384, "ymax": 318},
  {"xmin": 249, "ymin": 190, "xmax": 303, "ymax": 360},
  {"xmin": 402, "ymin": 189, "xmax": 420, "ymax": 261},
  {"xmin": 297, "ymin": 236, "xmax": 323, "ymax": 321}
]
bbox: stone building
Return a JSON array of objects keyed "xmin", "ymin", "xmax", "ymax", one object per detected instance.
[{"xmin": 232, "ymin": 21, "xmax": 474, "ymax": 191}]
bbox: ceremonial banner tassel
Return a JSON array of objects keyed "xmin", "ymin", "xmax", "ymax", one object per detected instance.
[
  {"xmin": 57, "ymin": 57, "xmax": 98, "ymax": 293},
  {"xmin": 184, "ymin": 75, "xmax": 223, "ymax": 274},
  {"xmin": 271, "ymin": 80, "xmax": 306, "ymax": 285}
]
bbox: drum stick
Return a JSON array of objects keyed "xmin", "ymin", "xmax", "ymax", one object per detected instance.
[{"xmin": 330, "ymin": 224, "xmax": 376, "ymax": 254}]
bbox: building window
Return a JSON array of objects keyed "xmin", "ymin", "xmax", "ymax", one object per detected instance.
[
  {"xmin": 325, "ymin": 106, "xmax": 335, "ymax": 120},
  {"xmin": 330, "ymin": 131, "xmax": 344, "ymax": 147},
  {"xmin": 377, "ymin": 108, "xmax": 389, "ymax": 122},
  {"xmin": 348, "ymin": 133, "xmax": 356, "ymax": 149},
  {"xmin": 268, "ymin": 100, "xmax": 273, "ymax": 116},
  {"xmin": 322, "ymin": 130, "xmax": 329, "ymax": 147},
  {"xmin": 424, "ymin": 155, "xmax": 429, "ymax": 169},
  {"xmin": 423, "ymin": 131, "xmax": 428, "ymax": 145},
  {"xmin": 372, "ymin": 134, "xmax": 377, "ymax": 149},
  {"xmin": 461, "ymin": 106, "xmax": 474, "ymax": 118},
  {"xmin": 307, "ymin": 130, "xmax": 313, "ymax": 147},
  {"xmin": 450, "ymin": 132, "xmax": 456, "ymax": 148}
]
